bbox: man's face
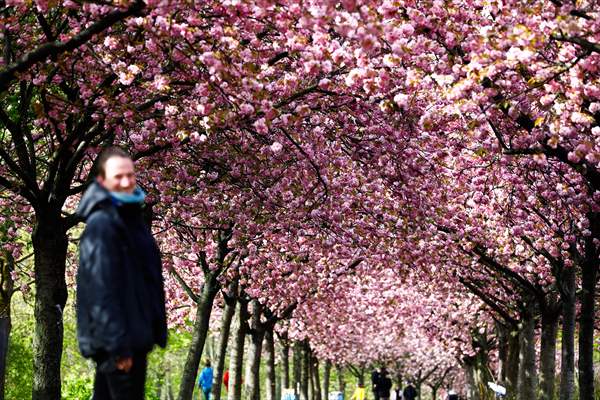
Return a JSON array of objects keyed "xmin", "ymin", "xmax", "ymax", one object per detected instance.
[{"xmin": 98, "ymin": 156, "xmax": 136, "ymax": 194}]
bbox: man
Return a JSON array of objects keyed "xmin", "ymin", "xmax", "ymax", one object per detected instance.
[
  {"xmin": 402, "ymin": 382, "xmax": 417, "ymax": 400},
  {"xmin": 76, "ymin": 147, "xmax": 167, "ymax": 400},
  {"xmin": 377, "ymin": 368, "xmax": 392, "ymax": 400},
  {"xmin": 371, "ymin": 368, "xmax": 381, "ymax": 400},
  {"xmin": 198, "ymin": 359, "xmax": 214, "ymax": 400}
]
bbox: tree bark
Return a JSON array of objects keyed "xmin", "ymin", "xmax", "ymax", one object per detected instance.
[
  {"xmin": 517, "ymin": 307, "xmax": 537, "ymax": 400},
  {"xmin": 31, "ymin": 217, "xmax": 68, "ymax": 400},
  {"xmin": 0, "ymin": 250, "xmax": 14, "ymax": 400},
  {"xmin": 246, "ymin": 301, "xmax": 266, "ymax": 400},
  {"xmin": 177, "ymin": 278, "xmax": 220, "ymax": 400},
  {"xmin": 265, "ymin": 328, "xmax": 277, "ymax": 400},
  {"xmin": 313, "ymin": 356, "xmax": 322, "ymax": 400},
  {"xmin": 281, "ymin": 337, "xmax": 290, "ymax": 389},
  {"xmin": 336, "ymin": 365, "xmax": 345, "ymax": 395},
  {"xmin": 293, "ymin": 341, "xmax": 302, "ymax": 397},
  {"xmin": 496, "ymin": 322, "xmax": 508, "ymax": 384},
  {"xmin": 506, "ymin": 328, "xmax": 520, "ymax": 399},
  {"xmin": 559, "ymin": 266, "xmax": 576, "ymax": 400},
  {"xmin": 228, "ymin": 299, "xmax": 248, "ymax": 400},
  {"xmin": 578, "ymin": 222, "xmax": 598, "ymax": 400},
  {"xmin": 301, "ymin": 341, "xmax": 310, "ymax": 400},
  {"xmin": 213, "ymin": 283, "xmax": 237, "ymax": 400},
  {"xmin": 539, "ymin": 305, "xmax": 559, "ymax": 400},
  {"xmin": 323, "ymin": 360, "xmax": 331, "ymax": 400}
]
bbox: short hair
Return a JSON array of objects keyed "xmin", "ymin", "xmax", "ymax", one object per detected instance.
[
  {"xmin": 205, "ymin": 359, "xmax": 211, "ymax": 367},
  {"xmin": 95, "ymin": 147, "xmax": 132, "ymax": 178}
]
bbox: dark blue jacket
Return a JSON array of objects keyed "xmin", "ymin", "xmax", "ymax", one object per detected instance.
[{"xmin": 76, "ymin": 181, "xmax": 167, "ymax": 359}]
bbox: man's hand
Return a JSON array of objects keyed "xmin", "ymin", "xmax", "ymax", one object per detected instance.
[{"xmin": 115, "ymin": 356, "xmax": 133, "ymax": 373}]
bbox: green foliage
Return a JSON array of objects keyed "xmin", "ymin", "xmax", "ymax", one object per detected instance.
[{"xmin": 5, "ymin": 293, "xmax": 34, "ymax": 399}]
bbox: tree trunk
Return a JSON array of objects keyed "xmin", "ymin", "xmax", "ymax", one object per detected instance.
[
  {"xmin": 313, "ymin": 356, "xmax": 322, "ymax": 400},
  {"xmin": 559, "ymin": 266, "xmax": 576, "ymax": 400},
  {"xmin": 301, "ymin": 341, "xmax": 310, "ymax": 400},
  {"xmin": 464, "ymin": 363, "xmax": 476, "ymax": 400},
  {"xmin": 281, "ymin": 338, "xmax": 290, "ymax": 389},
  {"xmin": 213, "ymin": 285, "xmax": 237, "ymax": 400},
  {"xmin": 246, "ymin": 330, "xmax": 265, "ymax": 400},
  {"xmin": 496, "ymin": 322, "xmax": 508, "ymax": 384},
  {"xmin": 246, "ymin": 300, "xmax": 266, "ymax": 400},
  {"xmin": 578, "ymin": 226, "xmax": 598, "ymax": 400},
  {"xmin": 517, "ymin": 308, "xmax": 537, "ymax": 400},
  {"xmin": 228, "ymin": 299, "xmax": 248, "ymax": 400},
  {"xmin": 539, "ymin": 306, "xmax": 559, "ymax": 400},
  {"xmin": 0, "ymin": 251, "xmax": 14, "ymax": 400},
  {"xmin": 31, "ymin": 218, "xmax": 68, "ymax": 400},
  {"xmin": 506, "ymin": 328, "xmax": 520, "ymax": 399},
  {"xmin": 309, "ymin": 356, "xmax": 314, "ymax": 400},
  {"xmin": 336, "ymin": 365, "xmax": 345, "ymax": 395},
  {"xmin": 265, "ymin": 328, "xmax": 277, "ymax": 400},
  {"xmin": 293, "ymin": 341, "xmax": 302, "ymax": 397},
  {"xmin": 323, "ymin": 360, "xmax": 331, "ymax": 400},
  {"xmin": 177, "ymin": 277, "xmax": 220, "ymax": 400}
]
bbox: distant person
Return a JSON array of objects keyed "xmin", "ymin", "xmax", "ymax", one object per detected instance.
[
  {"xmin": 223, "ymin": 369, "xmax": 229, "ymax": 392},
  {"xmin": 76, "ymin": 147, "xmax": 167, "ymax": 400},
  {"xmin": 351, "ymin": 384, "xmax": 366, "ymax": 400},
  {"xmin": 447, "ymin": 389, "xmax": 458, "ymax": 400},
  {"xmin": 198, "ymin": 360, "xmax": 214, "ymax": 400},
  {"xmin": 403, "ymin": 383, "xmax": 417, "ymax": 400},
  {"xmin": 371, "ymin": 369, "xmax": 381, "ymax": 400},
  {"xmin": 393, "ymin": 385, "xmax": 403, "ymax": 400},
  {"xmin": 377, "ymin": 369, "xmax": 392, "ymax": 400}
]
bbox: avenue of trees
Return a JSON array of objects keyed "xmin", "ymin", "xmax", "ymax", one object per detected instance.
[{"xmin": 1, "ymin": 1, "xmax": 600, "ymax": 400}]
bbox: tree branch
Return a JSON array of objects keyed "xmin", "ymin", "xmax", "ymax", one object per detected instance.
[{"xmin": 0, "ymin": 0, "xmax": 146, "ymax": 93}]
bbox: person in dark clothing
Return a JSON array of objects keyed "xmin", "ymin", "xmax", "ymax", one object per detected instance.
[
  {"xmin": 371, "ymin": 369, "xmax": 381, "ymax": 400},
  {"xmin": 76, "ymin": 147, "xmax": 167, "ymax": 400},
  {"xmin": 377, "ymin": 369, "xmax": 392, "ymax": 400},
  {"xmin": 403, "ymin": 383, "xmax": 417, "ymax": 400}
]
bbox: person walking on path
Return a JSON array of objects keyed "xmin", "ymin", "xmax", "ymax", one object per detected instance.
[
  {"xmin": 402, "ymin": 382, "xmax": 417, "ymax": 400},
  {"xmin": 350, "ymin": 384, "xmax": 367, "ymax": 400},
  {"xmin": 377, "ymin": 369, "xmax": 392, "ymax": 400},
  {"xmin": 76, "ymin": 147, "xmax": 167, "ymax": 400},
  {"xmin": 371, "ymin": 369, "xmax": 381, "ymax": 400},
  {"xmin": 198, "ymin": 359, "xmax": 214, "ymax": 400}
]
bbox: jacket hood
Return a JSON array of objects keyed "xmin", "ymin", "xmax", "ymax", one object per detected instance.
[{"xmin": 76, "ymin": 181, "xmax": 112, "ymax": 220}]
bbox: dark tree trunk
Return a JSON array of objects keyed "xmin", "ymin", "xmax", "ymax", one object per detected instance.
[
  {"xmin": 309, "ymin": 356, "xmax": 314, "ymax": 400},
  {"xmin": 228, "ymin": 299, "xmax": 248, "ymax": 400},
  {"xmin": 539, "ymin": 305, "xmax": 559, "ymax": 400},
  {"xmin": 301, "ymin": 341, "xmax": 310, "ymax": 400},
  {"xmin": 177, "ymin": 278, "xmax": 220, "ymax": 400},
  {"xmin": 578, "ymin": 215, "xmax": 598, "ymax": 400},
  {"xmin": 323, "ymin": 360, "xmax": 331, "ymax": 400},
  {"xmin": 213, "ymin": 284, "xmax": 237, "ymax": 400},
  {"xmin": 281, "ymin": 337, "xmax": 290, "ymax": 389},
  {"xmin": 0, "ymin": 250, "xmax": 14, "ymax": 400},
  {"xmin": 506, "ymin": 328, "xmax": 520, "ymax": 398},
  {"xmin": 265, "ymin": 328, "xmax": 277, "ymax": 400},
  {"xmin": 517, "ymin": 307, "xmax": 537, "ymax": 400},
  {"xmin": 559, "ymin": 266, "xmax": 576, "ymax": 400},
  {"xmin": 293, "ymin": 341, "xmax": 302, "ymax": 397},
  {"xmin": 313, "ymin": 356, "xmax": 322, "ymax": 400},
  {"xmin": 496, "ymin": 322, "xmax": 508, "ymax": 384},
  {"xmin": 31, "ymin": 217, "xmax": 68, "ymax": 400},
  {"xmin": 336, "ymin": 365, "xmax": 345, "ymax": 395},
  {"xmin": 246, "ymin": 301, "xmax": 266, "ymax": 400}
]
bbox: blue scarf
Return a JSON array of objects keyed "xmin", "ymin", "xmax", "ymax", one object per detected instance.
[{"xmin": 109, "ymin": 186, "xmax": 146, "ymax": 206}]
